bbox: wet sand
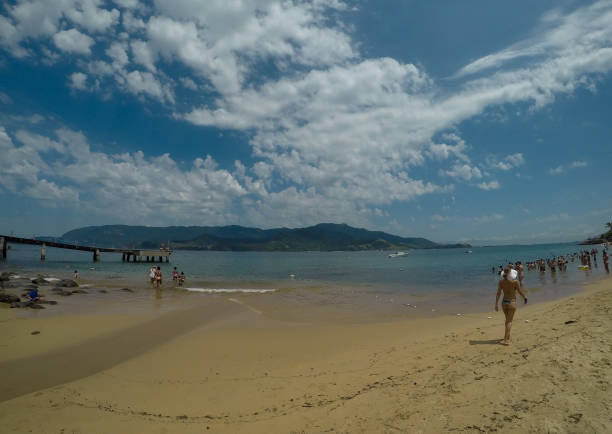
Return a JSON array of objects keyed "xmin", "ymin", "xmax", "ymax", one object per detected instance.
[{"xmin": 0, "ymin": 275, "xmax": 610, "ymax": 433}]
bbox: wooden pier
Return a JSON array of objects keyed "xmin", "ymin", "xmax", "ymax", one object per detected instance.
[
  {"xmin": 121, "ymin": 250, "xmax": 171, "ymax": 263},
  {"xmin": 0, "ymin": 235, "xmax": 171, "ymax": 263}
]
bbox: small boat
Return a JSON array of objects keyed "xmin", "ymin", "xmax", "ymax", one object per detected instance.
[
  {"xmin": 465, "ymin": 250, "xmax": 472, "ymax": 254},
  {"xmin": 388, "ymin": 251, "xmax": 408, "ymax": 258}
]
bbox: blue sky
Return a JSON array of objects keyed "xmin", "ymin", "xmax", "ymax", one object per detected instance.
[{"xmin": 0, "ymin": 0, "xmax": 611, "ymax": 245}]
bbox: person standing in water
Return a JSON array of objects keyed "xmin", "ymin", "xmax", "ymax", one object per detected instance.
[
  {"xmin": 495, "ymin": 266, "xmax": 528, "ymax": 345},
  {"xmin": 516, "ymin": 261, "xmax": 524, "ymax": 287},
  {"xmin": 172, "ymin": 267, "xmax": 179, "ymax": 286},
  {"xmin": 148, "ymin": 266, "xmax": 156, "ymax": 288},
  {"xmin": 155, "ymin": 266, "xmax": 162, "ymax": 288}
]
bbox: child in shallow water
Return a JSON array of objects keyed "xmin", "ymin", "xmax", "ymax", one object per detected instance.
[{"xmin": 179, "ymin": 272, "xmax": 185, "ymax": 287}]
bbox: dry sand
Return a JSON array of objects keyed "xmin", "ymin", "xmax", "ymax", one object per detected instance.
[{"xmin": 0, "ymin": 276, "xmax": 610, "ymax": 433}]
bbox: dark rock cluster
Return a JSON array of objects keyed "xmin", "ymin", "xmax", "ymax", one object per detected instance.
[{"xmin": 0, "ymin": 273, "xmax": 83, "ymax": 309}]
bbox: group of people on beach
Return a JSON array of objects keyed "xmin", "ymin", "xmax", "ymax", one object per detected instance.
[
  {"xmin": 492, "ymin": 245, "xmax": 609, "ymax": 346},
  {"xmin": 148, "ymin": 266, "xmax": 185, "ymax": 288},
  {"xmin": 492, "ymin": 246, "xmax": 609, "ymax": 277}
]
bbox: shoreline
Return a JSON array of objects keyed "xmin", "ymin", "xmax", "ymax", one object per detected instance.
[
  {"xmin": 0, "ymin": 272, "xmax": 610, "ymax": 432},
  {"xmin": 2, "ymin": 261, "xmax": 605, "ymax": 324}
]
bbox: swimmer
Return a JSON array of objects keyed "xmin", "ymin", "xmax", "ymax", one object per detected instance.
[{"xmin": 495, "ymin": 266, "xmax": 527, "ymax": 345}]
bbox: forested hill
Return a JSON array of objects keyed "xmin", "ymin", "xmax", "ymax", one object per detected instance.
[{"xmin": 59, "ymin": 223, "xmax": 470, "ymax": 251}]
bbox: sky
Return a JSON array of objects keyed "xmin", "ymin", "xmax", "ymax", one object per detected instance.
[{"xmin": 0, "ymin": 0, "xmax": 611, "ymax": 245}]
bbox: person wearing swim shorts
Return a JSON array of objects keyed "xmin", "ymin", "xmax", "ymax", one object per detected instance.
[{"xmin": 495, "ymin": 266, "xmax": 528, "ymax": 345}]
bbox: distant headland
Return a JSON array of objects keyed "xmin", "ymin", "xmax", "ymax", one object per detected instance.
[
  {"xmin": 43, "ymin": 223, "xmax": 471, "ymax": 252},
  {"xmin": 580, "ymin": 221, "xmax": 612, "ymax": 245}
]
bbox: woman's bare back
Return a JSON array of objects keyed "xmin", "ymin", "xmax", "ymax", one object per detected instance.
[{"xmin": 498, "ymin": 279, "xmax": 520, "ymax": 300}]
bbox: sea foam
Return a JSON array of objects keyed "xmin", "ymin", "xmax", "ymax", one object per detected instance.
[{"xmin": 184, "ymin": 287, "xmax": 276, "ymax": 294}]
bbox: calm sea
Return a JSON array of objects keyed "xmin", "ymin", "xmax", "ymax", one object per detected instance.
[{"xmin": 1, "ymin": 243, "xmax": 607, "ymax": 308}]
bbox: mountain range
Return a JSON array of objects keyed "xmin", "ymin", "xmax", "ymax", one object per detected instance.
[{"xmin": 57, "ymin": 223, "xmax": 470, "ymax": 251}]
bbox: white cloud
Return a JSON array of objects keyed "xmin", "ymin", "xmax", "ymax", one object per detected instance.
[
  {"xmin": 0, "ymin": 126, "xmax": 250, "ymax": 224},
  {"xmin": 487, "ymin": 153, "xmax": 524, "ymax": 171},
  {"xmin": 472, "ymin": 214, "xmax": 504, "ymax": 224},
  {"xmin": 124, "ymin": 70, "xmax": 170, "ymax": 101},
  {"xmin": 476, "ymin": 180, "xmax": 501, "ymax": 190},
  {"xmin": 64, "ymin": 1, "xmax": 119, "ymax": 33},
  {"xmin": 131, "ymin": 39, "xmax": 157, "ymax": 72},
  {"xmin": 549, "ymin": 160, "xmax": 588, "ymax": 175},
  {"xmin": 179, "ymin": 77, "xmax": 198, "ymax": 90},
  {"xmin": 456, "ymin": 1, "xmax": 612, "ymax": 78},
  {"xmin": 1, "ymin": 1, "xmax": 612, "ymax": 230},
  {"xmin": 536, "ymin": 213, "xmax": 570, "ymax": 223},
  {"xmin": 53, "ymin": 28, "xmax": 95, "ymax": 55},
  {"xmin": 69, "ymin": 71, "xmax": 88, "ymax": 90},
  {"xmin": 442, "ymin": 164, "xmax": 482, "ymax": 181},
  {"xmin": 570, "ymin": 160, "xmax": 588, "ymax": 168},
  {"xmin": 431, "ymin": 214, "xmax": 449, "ymax": 222},
  {"xmin": 22, "ymin": 178, "xmax": 79, "ymax": 202},
  {"xmin": 549, "ymin": 165, "xmax": 565, "ymax": 175},
  {"xmin": 427, "ymin": 134, "xmax": 469, "ymax": 161},
  {"xmin": 7, "ymin": 114, "xmax": 45, "ymax": 124},
  {"xmin": 115, "ymin": 0, "xmax": 140, "ymax": 9},
  {"xmin": 0, "ymin": 91, "xmax": 13, "ymax": 104}
]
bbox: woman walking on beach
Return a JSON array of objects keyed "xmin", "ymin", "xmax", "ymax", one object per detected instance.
[{"xmin": 495, "ymin": 266, "xmax": 528, "ymax": 345}]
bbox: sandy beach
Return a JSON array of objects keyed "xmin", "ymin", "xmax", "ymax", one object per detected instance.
[{"xmin": 0, "ymin": 274, "xmax": 610, "ymax": 433}]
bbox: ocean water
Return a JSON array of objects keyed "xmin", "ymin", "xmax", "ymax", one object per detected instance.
[{"xmin": 1, "ymin": 242, "xmax": 607, "ymax": 305}]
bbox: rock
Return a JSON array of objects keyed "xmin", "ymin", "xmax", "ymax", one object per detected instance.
[
  {"xmin": 98, "ymin": 289, "xmax": 108, "ymax": 294},
  {"xmin": 0, "ymin": 292, "xmax": 20, "ymax": 303},
  {"xmin": 0, "ymin": 273, "xmax": 10, "ymax": 282},
  {"xmin": 10, "ymin": 301, "xmax": 45, "ymax": 309},
  {"xmin": 38, "ymin": 300, "xmax": 58, "ymax": 305},
  {"xmin": 31, "ymin": 278, "xmax": 50, "ymax": 285},
  {"xmin": 31, "ymin": 331, "xmax": 40, "ymax": 335},
  {"xmin": 71, "ymin": 289, "xmax": 88, "ymax": 294},
  {"xmin": 59, "ymin": 279, "xmax": 79, "ymax": 288},
  {"xmin": 51, "ymin": 288, "xmax": 73, "ymax": 296},
  {"xmin": 120, "ymin": 288, "xmax": 134, "ymax": 292}
]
